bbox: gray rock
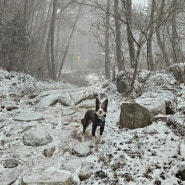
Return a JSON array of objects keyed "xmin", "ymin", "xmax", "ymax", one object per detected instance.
[
  {"xmin": 14, "ymin": 112, "xmax": 44, "ymax": 121},
  {"xmin": 2, "ymin": 158, "xmax": 20, "ymax": 168},
  {"xmin": 136, "ymin": 97, "xmax": 166, "ymax": 116},
  {"xmin": 78, "ymin": 99, "xmax": 95, "ymax": 109},
  {"xmin": 72, "ymin": 141, "xmax": 91, "ymax": 157},
  {"xmin": 136, "ymin": 90, "xmax": 177, "ymax": 116},
  {"xmin": 0, "ymin": 169, "xmax": 22, "ymax": 185},
  {"xmin": 79, "ymin": 172, "xmax": 90, "ymax": 181},
  {"xmin": 36, "ymin": 93, "xmax": 71, "ymax": 109},
  {"xmin": 22, "ymin": 171, "xmax": 72, "ymax": 185},
  {"xmin": 116, "ymin": 76, "xmax": 132, "ymax": 96},
  {"xmin": 62, "ymin": 108, "xmax": 75, "ymax": 116},
  {"xmin": 116, "ymin": 69, "xmax": 150, "ymax": 96},
  {"xmin": 69, "ymin": 88, "xmax": 96, "ymax": 105},
  {"xmin": 6, "ymin": 105, "xmax": 19, "ymax": 111},
  {"xmin": 144, "ymin": 71, "xmax": 176, "ymax": 92},
  {"xmin": 176, "ymin": 166, "xmax": 185, "ymax": 181},
  {"xmin": 119, "ymin": 102, "xmax": 152, "ymax": 129},
  {"xmin": 167, "ymin": 63, "xmax": 185, "ymax": 83},
  {"xmin": 23, "ymin": 126, "xmax": 52, "ymax": 146},
  {"xmin": 79, "ymin": 161, "xmax": 93, "ymax": 181}
]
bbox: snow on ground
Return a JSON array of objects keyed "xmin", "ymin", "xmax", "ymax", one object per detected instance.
[{"xmin": 0, "ymin": 68, "xmax": 185, "ymax": 185}]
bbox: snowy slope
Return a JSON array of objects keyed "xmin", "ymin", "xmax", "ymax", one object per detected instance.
[{"xmin": 0, "ymin": 68, "xmax": 185, "ymax": 185}]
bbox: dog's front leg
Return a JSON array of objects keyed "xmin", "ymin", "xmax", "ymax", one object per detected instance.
[
  {"xmin": 99, "ymin": 124, "xmax": 105, "ymax": 144},
  {"xmin": 92, "ymin": 124, "xmax": 97, "ymax": 147}
]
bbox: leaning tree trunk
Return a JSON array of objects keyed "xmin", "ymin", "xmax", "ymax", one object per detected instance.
[
  {"xmin": 125, "ymin": 0, "xmax": 135, "ymax": 68},
  {"xmin": 147, "ymin": 0, "xmax": 155, "ymax": 71},
  {"xmin": 105, "ymin": 0, "xmax": 111, "ymax": 79},
  {"xmin": 156, "ymin": 0, "xmax": 170, "ymax": 67},
  {"xmin": 171, "ymin": 0, "xmax": 180, "ymax": 63}
]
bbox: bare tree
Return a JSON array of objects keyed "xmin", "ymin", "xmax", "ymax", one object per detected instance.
[
  {"xmin": 156, "ymin": 0, "xmax": 170, "ymax": 67},
  {"xmin": 105, "ymin": 0, "xmax": 111, "ymax": 79},
  {"xmin": 147, "ymin": 0, "xmax": 155, "ymax": 71},
  {"xmin": 125, "ymin": 0, "xmax": 135, "ymax": 68},
  {"xmin": 114, "ymin": 0, "xmax": 124, "ymax": 72},
  {"xmin": 45, "ymin": 0, "xmax": 56, "ymax": 80},
  {"xmin": 171, "ymin": 0, "xmax": 180, "ymax": 63},
  {"xmin": 50, "ymin": 0, "xmax": 57, "ymax": 80}
]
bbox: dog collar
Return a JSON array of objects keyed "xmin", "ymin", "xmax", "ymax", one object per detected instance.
[{"xmin": 100, "ymin": 116, "xmax": 105, "ymax": 123}]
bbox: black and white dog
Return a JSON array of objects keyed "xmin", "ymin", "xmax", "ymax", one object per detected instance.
[{"xmin": 81, "ymin": 98, "xmax": 108, "ymax": 146}]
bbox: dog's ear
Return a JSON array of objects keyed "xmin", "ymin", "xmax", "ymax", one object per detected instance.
[
  {"xmin": 102, "ymin": 99, "xmax": 108, "ymax": 112},
  {"xmin": 96, "ymin": 98, "xmax": 101, "ymax": 111}
]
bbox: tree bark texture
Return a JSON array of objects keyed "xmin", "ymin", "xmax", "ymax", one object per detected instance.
[
  {"xmin": 125, "ymin": 0, "xmax": 135, "ymax": 68},
  {"xmin": 156, "ymin": 0, "xmax": 170, "ymax": 67},
  {"xmin": 147, "ymin": 0, "xmax": 155, "ymax": 71},
  {"xmin": 114, "ymin": 0, "xmax": 124, "ymax": 71},
  {"xmin": 50, "ymin": 0, "xmax": 57, "ymax": 80},
  {"xmin": 105, "ymin": 0, "xmax": 111, "ymax": 79},
  {"xmin": 171, "ymin": 0, "xmax": 180, "ymax": 63}
]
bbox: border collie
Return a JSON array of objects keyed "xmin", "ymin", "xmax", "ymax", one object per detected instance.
[{"xmin": 81, "ymin": 98, "xmax": 108, "ymax": 146}]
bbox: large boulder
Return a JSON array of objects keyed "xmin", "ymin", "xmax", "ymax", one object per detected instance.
[
  {"xmin": 143, "ymin": 70, "xmax": 177, "ymax": 92},
  {"xmin": 119, "ymin": 102, "xmax": 152, "ymax": 129},
  {"xmin": 36, "ymin": 92, "xmax": 71, "ymax": 109},
  {"xmin": 167, "ymin": 63, "xmax": 185, "ymax": 83},
  {"xmin": 136, "ymin": 90, "xmax": 177, "ymax": 116},
  {"xmin": 116, "ymin": 69, "xmax": 151, "ymax": 96},
  {"xmin": 116, "ymin": 70, "xmax": 133, "ymax": 96}
]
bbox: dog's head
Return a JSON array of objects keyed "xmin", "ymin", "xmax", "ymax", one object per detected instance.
[{"xmin": 95, "ymin": 98, "xmax": 108, "ymax": 117}]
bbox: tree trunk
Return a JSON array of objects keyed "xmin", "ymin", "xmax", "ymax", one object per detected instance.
[
  {"xmin": 147, "ymin": 0, "xmax": 155, "ymax": 71},
  {"xmin": 105, "ymin": 0, "xmax": 111, "ymax": 79},
  {"xmin": 156, "ymin": 0, "xmax": 170, "ymax": 67},
  {"xmin": 125, "ymin": 0, "xmax": 135, "ymax": 68},
  {"xmin": 171, "ymin": 0, "xmax": 180, "ymax": 63},
  {"xmin": 50, "ymin": 0, "xmax": 57, "ymax": 80},
  {"xmin": 46, "ymin": 23, "xmax": 52, "ymax": 78},
  {"xmin": 114, "ymin": 0, "xmax": 124, "ymax": 72}
]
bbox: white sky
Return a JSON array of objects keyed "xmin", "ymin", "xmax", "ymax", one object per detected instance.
[{"xmin": 133, "ymin": 0, "xmax": 149, "ymax": 7}]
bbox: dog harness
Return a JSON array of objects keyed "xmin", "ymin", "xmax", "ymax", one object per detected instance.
[{"xmin": 92, "ymin": 113, "xmax": 106, "ymax": 137}]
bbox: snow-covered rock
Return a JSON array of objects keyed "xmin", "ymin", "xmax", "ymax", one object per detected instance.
[
  {"xmin": 143, "ymin": 70, "xmax": 177, "ymax": 92},
  {"xmin": 167, "ymin": 63, "xmax": 185, "ymax": 83},
  {"xmin": 72, "ymin": 141, "xmax": 91, "ymax": 157},
  {"xmin": 22, "ymin": 171, "xmax": 72, "ymax": 185},
  {"xmin": 62, "ymin": 158, "xmax": 82, "ymax": 173},
  {"xmin": 14, "ymin": 112, "xmax": 44, "ymax": 121},
  {"xmin": 2, "ymin": 158, "xmax": 20, "ymax": 168},
  {"xmin": 23, "ymin": 126, "xmax": 52, "ymax": 146},
  {"xmin": 136, "ymin": 90, "xmax": 177, "ymax": 116},
  {"xmin": 35, "ymin": 91, "xmax": 71, "ymax": 109}
]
